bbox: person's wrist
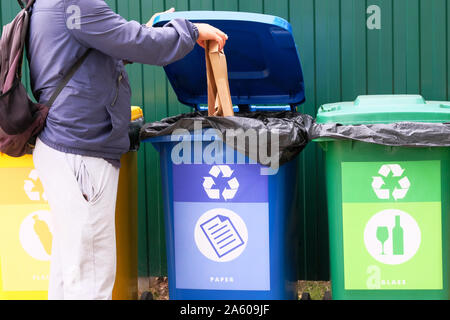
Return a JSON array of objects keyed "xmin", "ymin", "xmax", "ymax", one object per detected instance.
[{"xmin": 191, "ymin": 23, "xmax": 199, "ymax": 41}]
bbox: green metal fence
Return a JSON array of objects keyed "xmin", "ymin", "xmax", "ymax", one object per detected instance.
[{"xmin": 2, "ymin": 0, "xmax": 450, "ymax": 281}]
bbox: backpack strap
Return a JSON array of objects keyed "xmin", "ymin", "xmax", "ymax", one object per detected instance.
[
  {"xmin": 16, "ymin": 0, "xmax": 90, "ymax": 108},
  {"xmin": 25, "ymin": 0, "xmax": 36, "ymax": 10},
  {"xmin": 46, "ymin": 49, "xmax": 92, "ymax": 108},
  {"xmin": 17, "ymin": 0, "xmax": 36, "ymax": 10}
]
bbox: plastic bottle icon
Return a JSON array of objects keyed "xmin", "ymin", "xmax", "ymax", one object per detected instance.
[
  {"xmin": 32, "ymin": 215, "xmax": 52, "ymax": 256},
  {"xmin": 392, "ymin": 215, "xmax": 404, "ymax": 255}
]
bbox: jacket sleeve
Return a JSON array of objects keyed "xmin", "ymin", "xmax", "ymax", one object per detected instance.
[{"xmin": 65, "ymin": 0, "xmax": 198, "ymax": 66}]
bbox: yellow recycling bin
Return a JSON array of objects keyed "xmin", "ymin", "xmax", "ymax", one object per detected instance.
[
  {"xmin": 0, "ymin": 107, "xmax": 142, "ymax": 300},
  {"xmin": 112, "ymin": 106, "xmax": 142, "ymax": 300},
  {"xmin": 0, "ymin": 153, "xmax": 50, "ymax": 300}
]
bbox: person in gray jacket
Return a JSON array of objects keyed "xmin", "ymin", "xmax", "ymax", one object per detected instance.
[{"xmin": 28, "ymin": 0, "xmax": 227, "ymax": 300}]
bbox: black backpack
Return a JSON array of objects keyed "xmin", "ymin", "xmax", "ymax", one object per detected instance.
[{"xmin": 0, "ymin": 0, "xmax": 90, "ymax": 157}]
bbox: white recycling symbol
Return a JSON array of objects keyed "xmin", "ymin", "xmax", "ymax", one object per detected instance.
[
  {"xmin": 372, "ymin": 164, "xmax": 410, "ymax": 201},
  {"xmin": 203, "ymin": 165, "xmax": 239, "ymax": 201},
  {"xmin": 24, "ymin": 169, "xmax": 47, "ymax": 202}
]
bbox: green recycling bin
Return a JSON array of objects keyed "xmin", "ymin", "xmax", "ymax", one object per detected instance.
[{"xmin": 314, "ymin": 95, "xmax": 450, "ymax": 300}]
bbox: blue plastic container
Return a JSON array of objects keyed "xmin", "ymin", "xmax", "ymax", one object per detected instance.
[{"xmin": 145, "ymin": 11, "xmax": 305, "ymax": 300}]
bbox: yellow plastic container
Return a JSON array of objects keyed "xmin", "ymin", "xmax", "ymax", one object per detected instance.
[{"xmin": 0, "ymin": 107, "xmax": 142, "ymax": 300}]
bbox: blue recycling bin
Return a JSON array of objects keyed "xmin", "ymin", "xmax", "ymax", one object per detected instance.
[{"xmin": 145, "ymin": 11, "xmax": 305, "ymax": 300}]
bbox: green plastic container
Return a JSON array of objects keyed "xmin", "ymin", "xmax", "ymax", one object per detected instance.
[{"xmin": 316, "ymin": 95, "xmax": 450, "ymax": 300}]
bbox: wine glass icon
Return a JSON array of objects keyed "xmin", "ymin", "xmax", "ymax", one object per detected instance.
[{"xmin": 376, "ymin": 226, "xmax": 389, "ymax": 255}]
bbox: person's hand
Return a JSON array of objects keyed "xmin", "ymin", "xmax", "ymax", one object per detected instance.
[
  {"xmin": 194, "ymin": 23, "xmax": 228, "ymax": 51},
  {"xmin": 147, "ymin": 7, "xmax": 175, "ymax": 27}
]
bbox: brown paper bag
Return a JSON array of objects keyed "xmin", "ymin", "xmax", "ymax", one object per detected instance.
[{"xmin": 205, "ymin": 40, "xmax": 234, "ymax": 117}]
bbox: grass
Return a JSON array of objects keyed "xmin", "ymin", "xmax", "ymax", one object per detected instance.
[
  {"xmin": 298, "ymin": 281, "xmax": 331, "ymax": 300},
  {"xmin": 141, "ymin": 277, "xmax": 331, "ymax": 300}
]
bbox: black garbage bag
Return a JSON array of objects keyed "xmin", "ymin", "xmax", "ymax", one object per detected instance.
[
  {"xmin": 310, "ymin": 121, "xmax": 450, "ymax": 147},
  {"xmin": 128, "ymin": 116, "xmax": 145, "ymax": 152},
  {"xmin": 140, "ymin": 111, "xmax": 314, "ymax": 167}
]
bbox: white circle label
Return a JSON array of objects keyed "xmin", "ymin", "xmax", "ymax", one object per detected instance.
[
  {"xmin": 19, "ymin": 210, "xmax": 53, "ymax": 261},
  {"xmin": 364, "ymin": 209, "xmax": 421, "ymax": 265},
  {"xmin": 194, "ymin": 208, "xmax": 248, "ymax": 262}
]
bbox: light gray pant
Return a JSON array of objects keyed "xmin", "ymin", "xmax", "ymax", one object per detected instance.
[{"xmin": 33, "ymin": 138, "xmax": 120, "ymax": 300}]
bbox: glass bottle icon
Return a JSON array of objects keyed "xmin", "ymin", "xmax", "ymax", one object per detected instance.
[{"xmin": 392, "ymin": 215, "xmax": 404, "ymax": 255}]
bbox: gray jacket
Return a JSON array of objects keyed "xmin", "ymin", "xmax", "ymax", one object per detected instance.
[{"xmin": 27, "ymin": 0, "xmax": 198, "ymax": 165}]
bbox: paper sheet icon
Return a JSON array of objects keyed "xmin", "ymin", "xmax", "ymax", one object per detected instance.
[{"xmin": 200, "ymin": 214, "xmax": 245, "ymax": 258}]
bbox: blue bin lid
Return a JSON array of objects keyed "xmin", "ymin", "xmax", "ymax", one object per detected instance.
[{"xmin": 153, "ymin": 11, "xmax": 305, "ymax": 109}]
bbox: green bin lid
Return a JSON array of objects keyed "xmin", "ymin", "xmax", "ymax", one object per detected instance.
[{"xmin": 316, "ymin": 95, "xmax": 450, "ymax": 125}]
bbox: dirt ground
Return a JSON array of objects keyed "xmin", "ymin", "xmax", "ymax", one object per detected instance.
[{"xmin": 139, "ymin": 277, "xmax": 331, "ymax": 300}]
